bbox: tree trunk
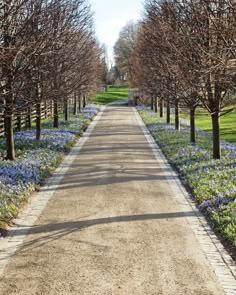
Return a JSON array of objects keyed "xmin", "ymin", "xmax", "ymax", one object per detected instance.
[
  {"xmin": 44, "ymin": 101, "xmax": 47, "ymax": 118},
  {"xmin": 175, "ymin": 100, "xmax": 180, "ymax": 131},
  {"xmin": 5, "ymin": 107, "xmax": 15, "ymax": 160},
  {"xmin": 83, "ymin": 95, "xmax": 86, "ymax": 108},
  {"xmin": 166, "ymin": 100, "xmax": 170, "ymax": 124},
  {"xmin": 3, "ymin": 10, "xmax": 15, "ymax": 160},
  {"xmin": 17, "ymin": 112, "xmax": 21, "ymax": 131},
  {"xmin": 159, "ymin": 98, "xmax": 164, "ymax": 118},
  {"xmin": 190, "ymin": 107, "xmax": 196, "ymax": 143},
  {"xmin": 36, "ymin": 102, "xmax": 41, "ymax": 140},
  {"xmin": 27, "ymin": 107, "xmax": 32, "ymax": 128},
  {"xmin": 35, "ymin": 81, "xmax": 42, "ymax": 140},
  {"xmin": 154, "ymin": 97, "xmax": 158, "ymax": 113},
  {"xmin": 64, "ymin": 98, "xmax": 68, "ymax": 121},
  {"xmin": 78, "ymin": 94, "xmax": 81, "ymax": 112},
  {"xmin": 54, "ymin": 100, "xmax": 59, "ymax": 128},
  {"xmin": 211, "ymin": 112, "xmax": 221, "ymax": 159},
  {"xmin": 151, "ymin": 96, "xmax": 154, "ymax": 110},
  {"xmin": 50, "ymin": 100, "xmax": 53, "ymax": 116},
  {"xmin": 73, "ymin": 93, "xmax": 77, "ymax": 115}
]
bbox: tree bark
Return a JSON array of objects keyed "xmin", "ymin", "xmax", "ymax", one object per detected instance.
[
  {"xmin": 211, "ymin": 112, "xmax": 221, "ymax": 159},
  {"xmin": 35, "ymin": 81, "xmax": 42, "ymax": 140},
  {"xmin": 154, "ymin": 97, "xmax": 158, "ymax": 113},
  {"xmin": 175, "ymin": 100, "xmax": 180, "ymax": 131},
  {"xmin": 17, "ymin": 113, "xmax": 21, "ymax": 131},
  {"xmin": 50, "ymin": 100, "xmax": 53, "ymax": 116},
  {"xmin": 27, "ymin": 107, "xmax": 32, "ymax": 128},
  {"xmin": 44, "ymin": 101, "xmax": 47, "ymax": 118},
  {"xmin": 166, "ymin": 99, "xmax": 170, "ymax": 124},
  {"xmin": 73, "ymin": 93, "xmax": 77, "ymax": 115},
  {"xmin": 5, "ymin": 107, "xmax": 15, "ymax": 160},
  {"xmin": 159, "ymin": 98, "xmax": 164, "ymax": 118},
  {"xmin": 54, "ymin": 100, "xmax": 59, "ymax": 128},
  {"xmin": 36, "ymin": 102, "xmax": 41, "ymax": 140},
  {"xmin": 190, "ymin": 107, "xmax": 196, "ymax": 143},
  {"xmin": 83, "ymin": 95, "xmax": 86, "ymax": 108},
  {"xmin": 3, "ymin": 26, "xmax": 15, "ymax": 160},
  {"xmin": 64, "ymin": 98, "xmax": 68, "ymax": 121},
  {"xmin": 151, "ymin": 96, "xmax": 154, "ymax": 110},
  {"xmin": 78, "ymin": 94, "xmax": 81, "ymax": 112}
]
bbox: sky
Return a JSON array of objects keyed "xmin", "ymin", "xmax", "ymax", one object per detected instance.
[{"xmin": 89, "ymin": 0, "xmax": 143, "ymax": 65}]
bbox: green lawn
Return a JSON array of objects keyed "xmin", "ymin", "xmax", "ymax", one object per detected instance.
[
  {"xmin": 181, "ymin": 107, "xmax": 236, "ymax": 144},
  {"xmin": 91, "ymin": 86, "xmax": 129, "ymax": 105}
]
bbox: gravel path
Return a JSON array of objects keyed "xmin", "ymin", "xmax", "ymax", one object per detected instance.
[{"xmin": 0, "ymin": 103, "xmax": 227, "ymax": 294}]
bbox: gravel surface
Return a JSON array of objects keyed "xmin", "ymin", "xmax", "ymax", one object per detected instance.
[{"xmin": 0, "ymin": 104, "xmax": 224, "ymax": 294}]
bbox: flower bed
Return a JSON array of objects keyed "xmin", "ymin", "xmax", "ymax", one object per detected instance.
[
  {"xmin": 0, "ymin": 106, "xmax": 98, "ymax": 227},
  {"xmin": 138, "ymin": 109, "xmax": 236, "ymax": 246}
]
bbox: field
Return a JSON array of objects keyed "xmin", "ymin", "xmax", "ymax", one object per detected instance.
[
  {"xmin": 91, "ymin": 86, "xmax": 129, "ymax": 105},
  {"xmin": 180, "ymin": 107, "xmax": 236, "ymax": 144}
]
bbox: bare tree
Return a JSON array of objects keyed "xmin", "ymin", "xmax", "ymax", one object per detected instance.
[
  {"xmin": 114, "ymin": 21, "xmax": 138, "ymax": 85},
  {"xmin": 0, "ymin": 0, "xmax": 105, "ymax": 159},
  {"xmin": 0, "ymin": 0, "xmax": 46, "ymax": 159},
  {"xmin": 133, "ymin": 0, "xmax": 236, "ymax": 158}
]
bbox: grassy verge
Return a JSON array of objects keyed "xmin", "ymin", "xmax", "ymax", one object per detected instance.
[
  {"xmin": 139, "ymin": 108, "xmax": 236, "ymax": 248},
  {"xmin": 91, "ymin": 85, "xmax": 129, "ymax": 105},
  {"xmin": 0, "ymin": 109, "xmax": 97, "ymax": 229},
  {"xmin": 180, "ymin": 107, "xmax": 236, "ymax": 144}
]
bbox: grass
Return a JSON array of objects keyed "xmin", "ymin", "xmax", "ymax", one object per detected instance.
[
  {"xmin": 91, "ymin": 85, "xmax": 129, "ymax": 105},
  {"xmin": 180, "ymin": 107, "xmax": 236, "ymax": 144}
]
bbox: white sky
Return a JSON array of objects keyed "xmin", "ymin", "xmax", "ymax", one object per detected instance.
[{"xmin": 89, "ymin": 0, "xmax": 143, "ymax": 65}]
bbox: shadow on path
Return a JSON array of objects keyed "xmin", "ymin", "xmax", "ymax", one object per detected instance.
[{"xmin": 13, "ymin": 211, "xmax": 197, "ymax": 238}]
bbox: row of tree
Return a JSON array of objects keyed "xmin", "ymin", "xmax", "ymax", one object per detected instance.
[
  {"xmin": 114, "ymin": 0, "xmax": 236, "ymax": 159},
  {"xmin": 0, "ymin": 0, "xmax": 107, "ymax": 160}
]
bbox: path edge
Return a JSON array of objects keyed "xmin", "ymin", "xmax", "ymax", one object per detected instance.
[
  {"xmin": 0, "ymin": 106, "xmax": 106, "ymax": 275},
  {"xmin": 133, "ymin": 107, "xmax": 236, "ymax": 295}
]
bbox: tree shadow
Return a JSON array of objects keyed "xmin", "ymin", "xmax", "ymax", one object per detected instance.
[
  {"xmin": 41, "ymin": 160, "xmax": 175, "ymax": 191},
  {"xmin": 3, "ymin": 211, "xmax": 199, "ymax": 255}
]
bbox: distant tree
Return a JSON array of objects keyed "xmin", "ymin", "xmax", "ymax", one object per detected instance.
[
  {"xmin": 114, "ymin": 21, "xmax": 139, "ymax": 85},
  {"xmin": 99, "ymin": 44, "xmax": 109, "ymax": 86},
  {"xmin": 107, "ymin": 66, "xmax": 122, "ymax": 85}
]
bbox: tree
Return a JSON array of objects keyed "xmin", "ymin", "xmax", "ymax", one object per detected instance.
[
  {"xmin": 133, "ymin": 0, "xmax": 236, "ymax": 158},
  {"xmin": 114, "ymin": 21, "xmax": 138, "ymax": 85},
  {"xmin": 0, "ymin": 0, "xmax": 44, "ymax": 159},
  {"xmin": 0, "ymin": 0, "xmax": 105, "ymax": 159}
]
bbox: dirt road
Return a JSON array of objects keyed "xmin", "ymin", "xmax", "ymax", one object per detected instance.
[{"xmin": 0, "ymin": 104, "xmax": 227, "ymax": 294}]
